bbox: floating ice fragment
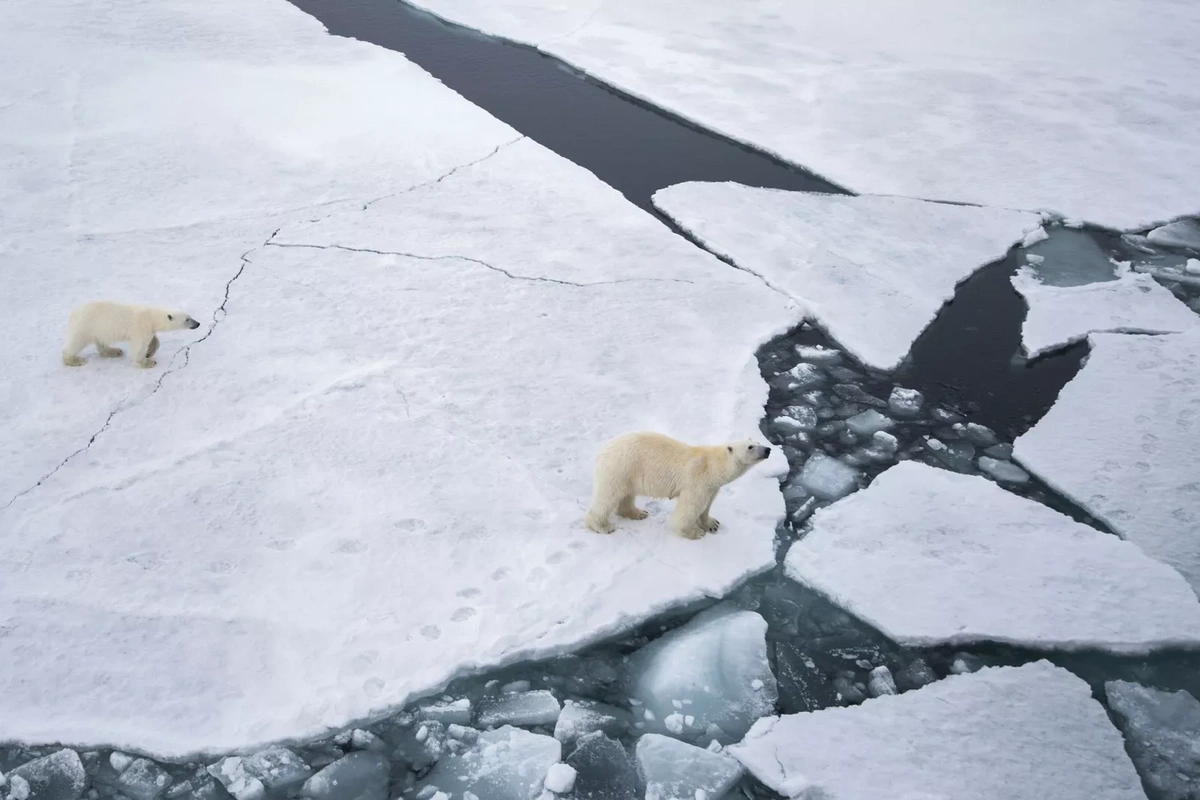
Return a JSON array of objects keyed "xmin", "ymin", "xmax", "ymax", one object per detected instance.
[
  {"xmin": 831, "ymin": 676, "xmax": 866, "ymax": 705},
  {"xmin": 12, "ymin": 751, "xmax": 88, "ymax": 800},
  {"xmin": 504, "ymin": 680, "xmax": 533, "ymax": 693},
  {"xmin": 301, "ymin": 753, "xmax": 389, "ymax": 800},
  {"xmin": 420, "ymin": 727, "xmax": 560, "ymax": 800},
  {"xmin": 786, "ymin": 363, "xmax": 825, "ymax": 389},
  {"xmin": 350, "ymin": 730, "xmax": 385, "ymax": 752},
  {"xmin": 108, "ymin": 755, "xmax": 132, "ymax": 775},
  {"xmin": 867, "ymin": 666, "xmax": 897, "ymax": 697},
  {"xmin": 479, "ymin": 689, "xmax": 562, "ymax": 729},
  {"xmin": 635, "ymin": 735, "xmax": 743, "ymax": 800},
  {"xmin": 543, "ymin": 764, "xmax": 576, "ymax": 795},
  {"xmin": 114, "ymin": 760, "xmax": 171, "ymax": 800},
  {"xmin": 553, "ymin": 700, "xmax": 631, "ymax": 747},
  {"xmin": 208, "ymin": 759, "xmax": 264, "ymax": 800},
  {"xmin": 977, "ymin": 456, "xmax": 1030, "ymax": 484},
  {"xmin": 795, "ymin": 345, "xmax": 842, "ymax": 364},
  {"xmin": 1147, "ymin": 219, "xmax": 1200, "ymax": 251},
  {"xmin": 963, "ymin": 423, "xmax": 998, "ymax": 446},
  {"xmin": 566, "ymin": 733, "xmax": 638, "ymax": 800},
  {"xmin": 1022, "ymin": 226, "xmax": 1050, "ymax": 247},
  {"xmin": 983, "ymin": 443, "xmax": 1013, "ymax": 459},
  {"xmin": 871, "ymin": 431, "xmax": 899, "ymax": 454},
  {"xmin": 421, "ymin": 698, "xmax": 472, "ymax": 727},
  {"xmin": 845, "ymin": 409, "xmax": 893, "ymax": 437},
  {"xmin": 1188, "ymin": 258, "xmax": 1200, "ymax": 275},
  {"xmin": 1025, "ymin": 253, "xmax": 1044, "ymax": 264},
  {"xmin": 9, "ymin": 777, "xmax": 30, "ymax": 800},
  {"xmin": 626, "ymin": 603, "xmax": 777, "ymax": 743},
  {"xmin": 925, "ymin": 437, "xmax": 975, "ymax": 473},
  {"xmin": 895, "ymin": 659, "xmax": 937, "ymax": 691},
  {"xmin": 950, "ymin": 654, "xmax": 984, "ymax": 674},
  {"xmin": 779, "ymin": 405, "xmax": 818, "ymax": 431},
  {"xmin": 832, "ymin": 384, "xmax": 886, "ymax": 408},
  {"xmin": 797, "ymin": 453, "xmax": 861, "ymax": 502},
  {"xmin": 1104, "ymin": 680, "xmax": 1200, "ymax": 800},
  {"xmin": 888, "ymin": 387, "xmax": 924, "ymax": 417}
]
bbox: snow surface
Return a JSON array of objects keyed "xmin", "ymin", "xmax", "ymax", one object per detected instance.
[
  {"xmin": 653, "ymin": 183, "xmax": 1039, "ymax": 369},
  {"xmin": 1014, "ymin": 331, "xmax": 1200, "ymax": 594},
  {"xmin": 1012, "ymin": 265, "xmax": 1199, "ymax": 357},
  {"xmin": 0, "ymin": 0, "xmax": 795, "ymax": 756},
  {"xmin": 785, "ymin": 461, "xmax": 1200, "ymax": 652},
  {"xmin": 730, "ymin": 661, "xmax": 1147, "ymax": 800},
  {"xmin": 410, "ymin": 0, "xmax": 1200, "ymax": 229}
]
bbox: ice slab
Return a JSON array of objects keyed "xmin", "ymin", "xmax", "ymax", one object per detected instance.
[
  {"xmin": 1012, "ymin": 266, "xmax": 1199, "ymax": 357},
  {"xmin": 565, "ymin": 733, "xmax": 638, "ymax": 800},
  {"xmin": 625, "ymin": 603, "xmax": 777, "ymax": 744},
  {"xmin": 1147, "ymin": 219, "xmax": 1200, "ymax": 251},
  {"xmin": 113, "ymin": 760, "xmax": 172, "ymax": 800},
  {"xmin": 0, "ymin": 0, "xmax": 795, "ymax": 756},
  {"xmin": 731, "ymin": 661, "xmax": 1146, "ymax": 800},
  {"xmin": 635, "ymin": 735, "xmax": 743, "ymax": 800},
  {"xmin": 654, "ymin": 184, "xmax": 1038, "ymax": 369},
  {"xmin": 1105, "ymin": 680, "xmax": 1200, "ymax": 800},
  {"xmin": 420, "ymin": 699, "xmax": 473, "ymax": 727},
  {"xmin": 785, "ymin": 461, "xmax": 1200, "ymax": 651},
  {"xmin": 553, "ymin": 701, "xmax": 632, "ymax": 747},
  {"xmin": 10, "ymin": 752, "xmax": 87, "ymax": 800},
  {"xmin": 419, "ymin": 726, "xmax": 560, "ymax": 800},
  {"xmin": 300, "ymin": 753, "xmax": 388, "ymax": 800},
  {"xmin": 1014, "ymin": 331, "xmax": 1200, "ymax": 593},
  {"xmin": 845, "ymin": 409, "xmax": 892, "ymax": 437},
  {"xmin": 416, "ymin": 0, "xmax": 1200, "ymax": 229},
  {"xmin": 796, "ymin": 453, "xmax": 861, "ymax": 502},
  {"xmin": 478, "ymin": 690, "xmax": 562, "ymax": 729}
]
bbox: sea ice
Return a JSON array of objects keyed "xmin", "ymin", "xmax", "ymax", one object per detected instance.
[
  {"xmin": 565, "ymin": 733, "xmax": 638, "ymax": 800},
  {"xmin": 207, "ymin": 759, "xmax": 264, "ymax": 800},
  {"xmin": 1014, "ymin": 331, "xmax": 1200, "ymax": 592},
  {"xmin": 734, "ymin": 662, "xmax": 1146, "ymax": 799},
  {"xmin": 977, "ymin": 456, "xmax": 1030, "ymax": 485},
  {"xmin": 796, "ymin": 453, "xmax": 860, "ymax": 502},
  {"xmin": 412, "ymin": 0, "xmax": 1200, "ymax": 229},
  {"xmin": 113, "ymin": 760, "xmax": 171, "ymax": 800},
  {"xmin": 419, "ymin": 727, "xmax": 560, "ymax": 800},
  {"xmin": 1012, "ymin": 266, "xmax": 1199, "ymax": 357},
  {"xmin": 1147, "ymin": 219, "xmax": 1200, "ymax": 251},
  {"xmin": 625, "ymin": 603, "xmax": 777, "ymax": 743},
  {"xmin": 553, "ymin": 701, "xmax": 632, "ymax": 747},
  {"xmin": 785, "ymin": 462, "xmax": 1200, "ymax": 651},
  {"xmin": 1105, "ymin": 680, "xmax": 1200, "ymax": 800},
  {"xmin": 635, "ymin": 735, "xmax": 743, "ymax": 800},
  {"xmin": 866, "ymin": 666, "xmax": 896, "ymax": 697},
  {"xmin": 654, "ymin": 185, "xmax": 1038, "ymax": 369},
  {"xmin": 542, "ymin": 764, "xmax": 576, "ymax": 795},
  {"xmin": 478, "ymin": 690, "xmax": 562, "ymax": 729},
  {"xmin": 300, "ymin": 753, "xmax": 388, "ymax": 800},
  {"xmin": 1188, "ymin": 258, "xmax": 1200, "ymax": 275},
  {"xmin": 420, "ymin": 699, "xmax": 472, "ymax": 727},
  {"xmin": 8, "ymin": 753, "xmax": 86, "ymax": 800},
  {"xmin": 1022, "ymin": 226, "xmax": 1050, "ymax": 248},
  {"xmin": 844, "ymin": 410, "xmax": 893, "ymax": 437},
  {"xmin": 894, "ymin": 659, "xmax": 936, "ymax": 691},
  {"xmin": 242, "ymin": 748, "xmax": 312, "ymax": 793},
  {"xmin": 0, "ymin": 0, "xmax": 795, "ymax": 755},
  {"xmin": 887, "ymin": 387, "xmax": 924, "ymax": 417}
]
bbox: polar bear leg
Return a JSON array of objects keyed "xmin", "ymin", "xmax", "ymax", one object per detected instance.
[
  {"xmin": 95, "ymin": 342, "xmax": 124, "ymax": 358},
  {"xmin": 130, "ymin": 332, "xmax": 157, "ymax": 368},
  {"xmin": 617, "ymin": 495, "xmax": 648, "ymax": 520},
  {"xmin": 145, "ymin": 335, "xmax": 160, "ymax": 358},
  {"xmin": 671, "ymin": 488, "xmax": 713, "ymax": 540},
  {"xmin": 62, "ymin": 330, "xmax": 88, "ymax": 366},
  {"xmin": 699, "ymin": 494, "xmax": 720, "ymax": 532}
]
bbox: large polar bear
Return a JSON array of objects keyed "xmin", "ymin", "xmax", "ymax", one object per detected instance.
[
  {"xmin": 62, "ymin": 301, "xmax": 201, "ymax": 368},
  {"xmin": 585, "ymin": 432, "xmax": 771, "ymax": 539}
]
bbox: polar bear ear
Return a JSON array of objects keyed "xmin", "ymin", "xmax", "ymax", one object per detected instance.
[{"xmin": 167, "ymin": 314, "xmax": 174, "ymax": 321}]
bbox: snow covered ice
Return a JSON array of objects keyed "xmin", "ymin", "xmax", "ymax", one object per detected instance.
[
  {"xmin": 1105, "ymin": 680, "xmax": 1200, "ymax": 800},
  {"xmin": 419, "ymin": 726, "xmax": 560, "ymax": 800},
  {"xmin": 1015, "ymin": 331, "xmax": 1200, "ymax": 593},
  {"xmin": 1011, "ymin": 264, "xmax": 1199, "ymax": 358},
  {"xmin": 0, "ymin": 0, "xmax": 794, "ymax": 755},
  {"xmin": 730, "ymin": 661, "xmax": 1146, "ymax": 800},
  {"xmin": 785, "ymin": 462, "xmax": 1200, "ymax": 652},
  {"xmin": 635, "ymin": 735, "xmax": 743, "ymax": 800},
  {"xmin": 8, "ymin": 752, "xmax": 87, "ymax": 800},
  {"xmin": 413, "ymin": 0, "xmax": 1200, "ymax": 228},
  {"xmin": 553, "ymin": 700, "xmax": 632, "ymax": 747},
  {"xmin": 796, "ymin": 453, "xmax": 861, "ymax": 502},
  {"xmin": 1147, "ymin": 219, "xmax": 1200, "ymax": 251},
  {"xmin": 654, "ymin": 183, "xmax": 1039, "ymax": 370},
  {"xmin": 625, "ymin": 603, "xmax": 777, "ymax": 744},
  {"xmin": 478, "ymin": 690, "xmax": 562, "ymax": 729}
]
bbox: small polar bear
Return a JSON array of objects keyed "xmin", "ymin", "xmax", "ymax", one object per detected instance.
[
  {"xmin": 584, "ymin": 431, "xmax": 771, "ymax": 539},
  {"xmin": 62, "ymin": 301, "xmax": 201, "ymax": 368}
]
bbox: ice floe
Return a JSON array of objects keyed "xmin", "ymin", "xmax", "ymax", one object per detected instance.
[
  {"xmin": 1014, "ymin": 331, "xmax": 1200, "ymax": 593},
  {"xmin": 1105, "ymin": 680, "xmax": 1200, "ymax": 800},
  {"xmin": 411, "ymin": 0, "xmax": 1200, "ymax": 228},
  {"xmin": 785, "ymin": 461, "xmax": 1200, "ymax": 652},
  {"xmin": 635, "ymin": 735, "xmax": 743, "ymax": 800},
  {"xmin": 730, "ymin": 661, "xmax": 1146, "ymax": 800},
  {"xmin": 1012, "ymin": 265, "xmax": 1198, "ymax": 358},
  {"xmin": 1147, "ymin": 219, "xmax": 1200, "ymax": 251},
  {"xmin": 653, "ymin": 183, "xmax": 1039, "ymax": 369},
  {"xmin": 419, "ymin": 727, "xmax": 560, "ymax": 800},
  {"xmin": 0, "ymin": 0, "xmax": 794, "ymax": 756}
]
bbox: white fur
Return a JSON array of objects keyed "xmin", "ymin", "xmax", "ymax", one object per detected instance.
[
  {"xmin": 62, "ymin": 301, "xmax": 200, "ymax": 368},
  {"xmin": 584, "ymin": 432, "xmax": 771, "ymax": 539}
]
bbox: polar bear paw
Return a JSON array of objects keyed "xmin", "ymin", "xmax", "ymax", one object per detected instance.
[
  {"xmin": 136, "ymin": 358, "xmax": 157, "ymax": 369},
  {"xmin": 62, "ymin": 354, "xmax": 85, "ymax": 367}
]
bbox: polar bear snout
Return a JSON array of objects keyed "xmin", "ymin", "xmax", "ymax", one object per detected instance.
[
  {"xmin": 186, "ymin": 318, "xmax": 201, "ymax": 329},
  {"xmin": 755, "ymin": 445, "xmax": 772, "ymax": 460}
]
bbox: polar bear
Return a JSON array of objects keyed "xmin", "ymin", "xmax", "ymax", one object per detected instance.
[
  {"xmin": 584, "ymin": 432, "xmax": 771, "ymax": 539},
  {"xmin": 62, "ymin": 301, "xmax": 201, "ymax": 368}
]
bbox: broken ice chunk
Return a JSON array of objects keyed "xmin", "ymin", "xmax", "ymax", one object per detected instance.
[
  {"xmin": 832, "ymin": 384, "xmax": 886, "ymax": 408},
  {"xmin": 626, "ymin": 603, "xmax": 777, "ymax": 743},
  {"xmin": 983, "ymin": 443, "xmax": 1013, "ymax": 459},
  {"xmin": 832, "ymin": 676, "xmax": 866, "ymax": 705},
  {"xmin": 925, "ymin": 437, "xmax": 975, "ymax": 473},
  {"xmin": 419, "ymin": 727, "xmax": 560, "ymax": 800},
  {"xmin": 962, "ymin": 423, "xmax": 999, "ymax": 446},
  {"xmin": 8, "ymin": 776, "xmax": 30, "ymax": 800},
  {"xmin": 894, "ymin": 659, "xmax": 937, "ymax": 691},
  {"xmin": 871, "ymin": 431, "xmax": 899, "ymax": 454},
  {"xmin": 1147, "ymin": 219, "xmax": 1200, "ymax": 251},
  {"xmin": 301, "ymin": 753, "xmax": 389, "ymax": 800},
  {"xmin": 635, "ymin": 735, "xmax": 743, "ymax": 800},
  {"xmin": 1188, "ymin": 258, "xmax": 1200, "ymax": 275},
  {"xmin": 845, "ymin": 409, "xmax": 894, "ymax": 437},
  {"xmin": 867, "ymin": 666, "xmax": 897, "ymax": 697},
  {"xmin": 553, "ymin": 700, "xmax": 631, "ymax": 747},
  {"xmin": 779, "ymin": 404, "xmax": 818, "ymax": 431},
  {"xmin": 420, "ymin": 698, "xmax": 472, "ymax": 727},
  {"xmin": 113, "ymin": 760, "xmax": 171, "ymax": 800},
  {"xmin": 798, "ymin": 453, "xmax": 861, "ymax": 501},
  {"xmin": 240, "ymin": 748, "xmax": 311, "ymax": 794},
  {"xmin": 888, "ymin": 387, "xmax": 924, "ymax": 417},
  {"xmin": 566, "ymin": 733, "xmax": 638, "ymax": 800},
  {"xmin": 786, "ymin": 363, "xmax": 825, "ymax": 388},
  {"xmin": 1022, "ymin": 226, "xmax": 1050, "ymax": 247},
  {"xmin": 1104, "ymin": 680, "xmax": 1200, "ymax": 800},
  {"xmin": 208, "ymin": 758, "xmax": 264, "ymax": 800},
  {"xmin": 977, "ymin": 456, "xmax": 1030, "ymax": 484},
  {"xmin": 950, "ymin": 653, "xmax": 984, "ymax": 674},
  {"xmin": 13, "ymin": 751, "xmax": 88, "ymax": 800},
  {"xmin": 108, "ymin": 754, "xmax": 133, "ymax": 775},
  {"xmin": 478, "ymin": 689, "xmax": 562, "ymax": 729},
  {"xmin": 795, "ymin": 345, "xmax": 842, "ymax": 364},
  {"xmin": 542, "ymin": 764, "xmax": 576, "ymax": 795},
  {"xmin": 1025, "ymin": 253, "xmax": 1045, "ymax": 264}
]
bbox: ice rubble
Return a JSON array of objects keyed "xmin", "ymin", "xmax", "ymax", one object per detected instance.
[
  {"xmin": 1105, "ymin": 680, "xmax": 1200, "ymax": 800},
  {"xmin": 625, "ymin": 604, "xmax": 777, "ymax": 744},
  {"xmin": 419, "ymin": 727, "xmax": 560, "ymax": 800},
  {"xmin": 785, "ymin": 462, "xmax": 1200, "ymax": 651},
  {"xmin": 0, "ymin": 0, "xmax": 794, "ymax": 755},
  {"xmin": 653, "ymin": 183, "xmax": 1039, "ymax": 369},
  {"xmin": 730, "ymin": 661, "xmax": 1146, "ymax": 800},
  {"xmin": 411, "ymin": 0, "xmax": 1200, "ymax": 228},
  {"xmin": 477, "ymin": 690, "xmax": 562, "ymax": 729},
  {"xmin": 1014, "ymin": 331, "xmax": 1200, "ymax": 593},
  {"xmin": 553, "ymin": 700, "xmax": 632, "ymax": 747},
  {"xmin": 8, "ymin": 752, "xmax": 87, "ymax": 800},
  {"xmin": 635, "ymin": 735, "xmax": 743, "ymax": 800},
  {"xmin": 1011, "ymin": 265, "xmax": 1199, "ymax": 358}
]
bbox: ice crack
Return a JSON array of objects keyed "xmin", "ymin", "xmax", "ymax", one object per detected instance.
[{"xmin": 362, "ymin": 135, "xmax": 526, "ymax": 211}]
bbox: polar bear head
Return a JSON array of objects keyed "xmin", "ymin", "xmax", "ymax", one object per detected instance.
[
  {"xmin": 726, "ymin": 439, "xmax": 772, "ymax": 467},
  {"xmin": 157, "ymin": 309, "xmax": 202, "ymax": 331}
]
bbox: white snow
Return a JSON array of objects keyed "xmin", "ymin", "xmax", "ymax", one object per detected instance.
[
  {"xmin": 1147, "ymin": 219, "xmax": 1200, "ymax": 251},
  {"xmin": 542, "ymin": 764, "xmax": 576, "ymax": 795},
  {"xmin": 733, "ymin": 662, "xmax": 1146, "ymax": 800},
  {"xmin": 1014, "ymin": 331, "xmax": 1200, "ymax": 594},
  {"xmin": 0, "ymin": 0, "xmax": 794, "ymax": 757},
  {"xmin": 410, "ymin": 0, "xmax": 1200, "ymax": 229},
  {"xmin": 785, "ymin": 461, "xmax": 1200, "ymax": 652},
  {"xmin": 654, "ymin": 183, "xmax": 1039, "ymax": 369},
  {"xmin": 1105, "ymin": 680, "xmax": 1200, "ymax": 800},
  {"xmin": 1011, "ymin": 266, "xmax": 1199, "ymax": 357},
  {"xmin": 420, "ymin": 726, "xmax": 560, "ymax": 800},
  {"xmin": 635, "ymin": 735, "xmax": 744, "ymax": 800}
]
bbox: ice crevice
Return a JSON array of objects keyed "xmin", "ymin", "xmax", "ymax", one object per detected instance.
[{"xmin": 359, "ymin": 135, "xmax": 526, "ymax": 212}]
